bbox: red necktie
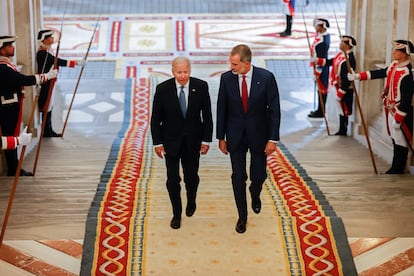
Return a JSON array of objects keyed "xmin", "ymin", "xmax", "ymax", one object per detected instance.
[{"xmin": 241, "ymin": 75, "xmax": 248, "ymax": 113}]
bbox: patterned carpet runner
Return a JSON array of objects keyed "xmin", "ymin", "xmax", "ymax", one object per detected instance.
[
  {"xmin": 81, "ymin": 78, "xmax": 154, "ymax": 275},
  {"xmin": 266, "ymin": 145, "xmax": 357, "ymax": 275},
  {"xmin": 80, "ymin": 77, "xmax": 357, "ymax": 275}
]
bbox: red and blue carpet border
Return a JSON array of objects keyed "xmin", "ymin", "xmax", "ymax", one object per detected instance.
[
  {"xmin": 81, "ymin": 78, "xmax": 154, "ymax": 275},
  {"xmin": 267, "ymin": 143, "xmax": 357, "ymax": 275}
]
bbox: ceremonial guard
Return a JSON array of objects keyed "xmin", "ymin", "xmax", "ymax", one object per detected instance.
[
  {"xmin": 0, "ymin": 36, "xmax": 57, "ymax": 176},
  {"xmin": 308, "ymin": 18, "xmax": 330, "ymax": 118},
  {"xmin": 278, "ymin": 0, "xmax": 295, "ymax": 37},
  {"xmin": 36, "ymin": 29, "xmax": 85, "ymax": 137},
  {"xmin": 348, "ymin": 40, "xmax": 414, "ymax": 174},
  {"xmin": 326, "ymin": 35, "xmax": 357, "ymax": 135},
  {"xmin": 278, "ymin": 0, "xmax": 309, "ymax": 37}
]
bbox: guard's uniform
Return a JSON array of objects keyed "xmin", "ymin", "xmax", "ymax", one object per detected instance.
[
  {"xmin": 326, "ymin": 37, "xmax": 357, "ymax": 136},
  {"xmin": 329, "ymin": 50, "xmax": 356, "ymax": 116},
  {"xmin": 358, "ymin": 47, "xmax": 414, "ymax": 174},
  {"xmin": 308, "ymin": 18, "xmax": 330, "ymax": 118},
  {"xmin": 1, "ymin": 136, "xmax": 18, "ymax": 150},
  {"xmin": 36, "ymin": 45, "xmax": 75, "ymax": 113},
  {"xmin": 36, "ymin": 29, "xmax": 77, "ymax": 137},
  {"xmin": 311, "ymin": 31, "xmax": 330, "ymax": 95},
  {"xmin": 278, "ymin": 0, "xmax": 308, "ymax": 37},
  {"xmin": 360, "ymin": 60, "xmax": 413, "ymax": 148},
  {"xmin": 281, "ymin": 0, "xmax": 295, "ymax": 16},
  {"xmin": 0, "ymin": 56, "xmax": 37, "ymax": 175}
]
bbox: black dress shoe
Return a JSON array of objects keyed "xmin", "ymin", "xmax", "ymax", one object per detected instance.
[
  {"xmin": 252, "ymin": 198, "xmax": 261, "ymax": 214},
  {"xmin": 334, "ymin": 131, "xmax": 347, "ymax": 136},
  {"xmin": 44, "ymin": 130, "xmax": 62, "ymax": 138},
  {"xmin": 185, "ymin": 203, "xmax": 196, "ymax": 217},
  {"xmin": 170, "ymin": 216, "xmax": 181, "ymax": 229},
  {"xmin": 278, "ymin": 30, "xmax": 291, "ymax": 37},
  {"xmin": 20, "ymin": 169, "xmax": 33, "ymax": 176},
  {"xmin": 385, "ymin": 168, "xmax": 404, "ymax": 174},
  {"xmin": 235, "ymin": 218, "xmax": 247, "ymax": 233},
  {"xmin": 307, "ymin": 111, "xmax": 324, "ymax": 118}
]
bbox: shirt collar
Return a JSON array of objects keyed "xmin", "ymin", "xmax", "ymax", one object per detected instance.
[
  {"xmin": 240, "ymin": 66, "xmax": 253, "ymax": 78},
  {"xmin": 397, "ymin": 59, "xmax": 410, "ymax": 68},
  {"xmin": 319, "ymin": 31, "xmax": 329, "ymax": 37},
  {"xmin": 176, "ymin": 80, "xmax": 189, "ymax": 89}
]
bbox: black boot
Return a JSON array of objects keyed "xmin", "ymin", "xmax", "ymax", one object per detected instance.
[
  {"xmin": 308, "ymin": 94, "xmax": 327, "ymax": 118},
  {"xmin": 4, "ymin": 149, "xmax": 18, "ymax": 176},
  {"xmin": 279, "ymin": 15, "xmax": 293, "ymax": 37},
  {"xmin": 335, "ymin": 115, "xmax": 348, "ymax": 136},
  {"xmin": 385, "ymin": 140, "xmax": 397, "ymax": 174},
  {"xmin": 43, "ymin": 111, "xmax": 61, "ymax": 137},
  {"xmin": 385, "ymin": 144, "xmax": 408, "ymax": 174},
  {"xmin": 4, "ymin": 149, "xmax": 33, "ymax": 176}
]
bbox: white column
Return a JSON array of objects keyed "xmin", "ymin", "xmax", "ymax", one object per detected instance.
[{"xmin": 396, "ymin": 0, "xmax": 410, "ymax": 38}]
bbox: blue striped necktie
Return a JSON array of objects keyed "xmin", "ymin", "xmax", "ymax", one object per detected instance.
[{"xmin": 179, "ymin": 86, "xmax": 186, "ymax": 117}]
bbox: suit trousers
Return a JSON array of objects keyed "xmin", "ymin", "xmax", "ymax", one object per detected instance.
[
  {"xmin": 165, "ymin": 145, "xmax": 200, "ymax": 217},
  {"xmin": 229, "ymin": 136, "xmax": 267, "ymax": 220}
]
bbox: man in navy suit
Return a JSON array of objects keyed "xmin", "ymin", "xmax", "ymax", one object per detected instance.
[
  {"xmin": 216, "ymin": 44, "xmax": 281, "ymax": 233},
  {"xmin": 150, "ymin": 56, "xmax": 213, "ymax": 229}
]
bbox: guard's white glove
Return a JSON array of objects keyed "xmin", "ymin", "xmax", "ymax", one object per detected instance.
[
  {"xmin": 347, "ymin": 69, "xmax": 360, "ymax": 81},
  {"xmin": 36, "ymin": 68, "xmax": 58, "ymax": 84},
  {"xmin": 392, "ymin": 120, "xmax": 401, "ymax": 129},
  {"xmin": 310, "ymin": 54, "xmax": 317, "ymax": 63},
  {"xmin": 45, "ymin": 68, "xmax": 58, "ymax": 80},
  {"xmin": 77, "ymin": 59, "xmax": 87, "ymax": 66},
  {"xmin": 18, "ymin": 127, "xmax": 32, "ymax": 146},
  {"xmin": 36, "ymin": 68, "xmax": 55, "ymax": 84},
  {"xmin": 35, "ymin": 86, "xmax": 41, "ymax": 96}
]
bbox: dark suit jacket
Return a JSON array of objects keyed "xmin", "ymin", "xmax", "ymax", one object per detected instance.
[
  {"xmin": 216, "ymin": 66, "xmax": 280, "ymax": 152},
  {"xmin": 151, "ymin": 77, "xmax": 213, "ymax": 156}
]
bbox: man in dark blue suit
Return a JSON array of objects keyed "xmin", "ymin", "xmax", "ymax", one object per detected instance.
[
  {"xmin": 216, "ymin": 44, "xmax": 281, "ymax": 233},
  {"xmin": 150, "ymin": 57, "xmax": 213, "ymax": 229}
]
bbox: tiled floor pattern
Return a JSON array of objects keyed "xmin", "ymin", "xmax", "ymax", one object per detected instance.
[
  {"xmin": 44, "ymin": 13, "xmax": 344, "ymax": 62},
  {"xmin": 52, "ymin": 13, "xmax": 338, "ymax": 137}
]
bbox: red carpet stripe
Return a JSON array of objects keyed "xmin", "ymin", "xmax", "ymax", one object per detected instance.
[
  {"xmin": 126, "ymin": 66, "xmax": 137, "ymax": 78},
  {"xmin": 37, "ymin": 240, "xmax": 83, "ymax": 259},
  {"xmin": 110, "ymin": 21, "xmax": 121, "ymax": 52},
  {"xmin": 0, "ymin": 243, "xmax": 76, "ymax": 276},
  {"xmin": 176, "ymin": 20, "xmax": 185, "ymax": 51}
]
